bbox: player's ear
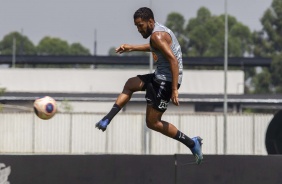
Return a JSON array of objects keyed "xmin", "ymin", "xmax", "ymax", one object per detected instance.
[{"xmin": 149, "ymin": 18, "xmax": 154, "ymax": 27}]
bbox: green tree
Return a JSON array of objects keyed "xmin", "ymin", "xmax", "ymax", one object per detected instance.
[
  {"xmin": 251, "ymin": 0, "xmax": 282, "ymax": 94},
  {"xmin": 184, "ymin": 7, "xmax": 252, "ymax": 57},
  {"xmin": 0, "ymin": 31, "xmax": 36, "ymax": 55},
  {"xmin": 165, "ymin": 12, "xmax": 185, "ymax": 35},
  {"xmin": 165, "ymin": 12, "xmax": 188, "ymax": 55},
  {"xmin": 270, "ymin": 54, "xmax": 282, "ymax": 93},
  {"xmin": 251, "ymin": 68, "xmax": 272, "ymax": 94},
  {"xmin": 70, "ymin": 43, "xmax": 90, "ymax": 55},
  {"xmin": 253, "ymin": 0, "xmax": 282, "ymax": 57},
  {"xmin": 37, "ymin": 36, "xmax": 70, "ymax": 55}
]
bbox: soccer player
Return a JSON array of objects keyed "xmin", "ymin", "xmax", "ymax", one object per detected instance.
[{"xmin": 96, "ymin": 7, "xmax": 203, "ymax": 164}]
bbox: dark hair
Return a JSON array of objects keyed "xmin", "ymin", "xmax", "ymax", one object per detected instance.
[{"xmin": 133, "ymin": 7, "xmax": 154, "ymax": 21}]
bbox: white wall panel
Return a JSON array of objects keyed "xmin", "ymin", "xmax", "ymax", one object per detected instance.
[
  {"xmin": 107, "ymin": 114, "xmax": 143, "ymax": 154},
  {"xmin": 0, "ymin": 112, "xmax": 273, "ymax": 155},
  {"xmin": 34, "ymin": 114, "xmax": 71, "ymax": 153},
  {"xmin": 71, "ymin": 113, "xmax": 106, "ymax": 154},
  {"xmin": 0, "ymin": 113, "xmax": 33, "ymax": 153},
  {"xmin": 180, "ymin": 115, "xmax": 218, "ymax": 155},
  {"xmin": 253, "ymin": 114, "xmax": 273, "ymax": 155},
  {"xmin": 227, "ymin": 115, "xmax": 253, "ymax": 154},
  {"xmin": 150, "ymin": 114, "xmax": 180, "ymax": 155},
  {"xmin": 215, "ymin": 115, "xmax": 224, "ymax": 154}
]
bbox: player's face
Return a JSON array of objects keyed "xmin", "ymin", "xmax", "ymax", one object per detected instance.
[{"xmin": 134, "ymin": 18, "xmax": 154, "ymax": 39}]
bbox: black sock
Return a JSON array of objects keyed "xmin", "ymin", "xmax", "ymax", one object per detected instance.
[
  {"xmin": 102, "ymin": 104, "xmax": 121, "ymax": 121},
  {"xmin": 173, "ymin": 130, "xmax": 195, "ymax": 149}
]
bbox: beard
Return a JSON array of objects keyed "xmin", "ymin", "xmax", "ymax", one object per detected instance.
[{"xmin": 142, "ymin": 26, "xmax": 153, "ymax": 39}]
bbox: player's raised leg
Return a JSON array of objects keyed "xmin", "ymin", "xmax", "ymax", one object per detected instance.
[{"xmin": 95, "ymin": 76, "xmax": 144, "ymax": 131}]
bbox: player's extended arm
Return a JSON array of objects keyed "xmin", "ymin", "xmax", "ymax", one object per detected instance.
[
  {"xmin": 115, "ymin": 44, "xmax": 150, "ymax": 54},
  {"xmin": 150, "ymin": 32, "xmax": 179, "ymax": 106}
]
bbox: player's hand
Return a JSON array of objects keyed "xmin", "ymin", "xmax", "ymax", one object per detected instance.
[
  {"xmin": 115, "ymin": 44, "xmax": 132, "ymax": 54},
  {"xmin": 171, "ymin": 89, "xmax": 179, "ymax": 106}
]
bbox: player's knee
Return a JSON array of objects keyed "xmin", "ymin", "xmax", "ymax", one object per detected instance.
[
  {"xmin": 146, "ymin": 119, "xmax": 161, "ymax": 131},
  {"xmin": 123, "ymin": 78, "xmax": 134, "ymax": 91}
]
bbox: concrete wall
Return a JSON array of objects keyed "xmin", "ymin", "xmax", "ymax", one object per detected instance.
[{"xmin": 0, "ymin": 68, "xmax": 244, "ymax": 94}]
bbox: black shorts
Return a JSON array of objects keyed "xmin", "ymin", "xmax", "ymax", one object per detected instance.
[{"xmin": 137, "ymin": 73, "xmax": 180, "ymax": 112}]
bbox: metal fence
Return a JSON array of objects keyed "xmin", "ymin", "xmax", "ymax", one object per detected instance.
[{"xmin": 0, "ymin": 112, "xmax": 273, "ymax": 155}]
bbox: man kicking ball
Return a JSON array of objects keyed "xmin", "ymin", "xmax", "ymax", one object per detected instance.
[{"xmin": 96, "ymin": 7, "xmax": 203, "ymax": 165}]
